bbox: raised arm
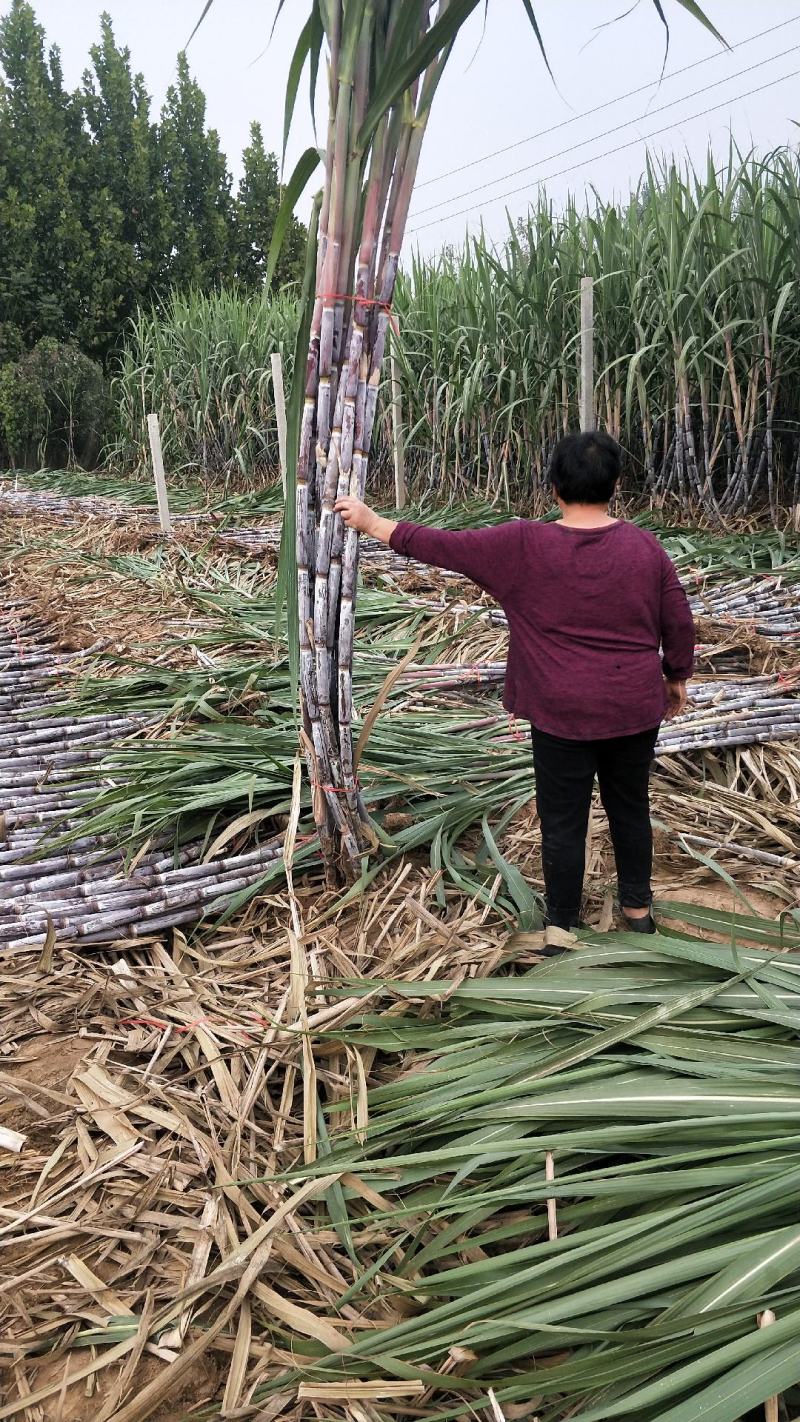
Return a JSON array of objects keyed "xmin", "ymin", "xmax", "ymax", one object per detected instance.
[{"xmin": 336, "ymin": 497, "xmax": 523, "ymax": 602}]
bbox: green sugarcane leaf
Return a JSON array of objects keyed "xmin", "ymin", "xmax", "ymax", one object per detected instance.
[
  {"xmin": 771, "ymin": 278, "xmax": 795, "ymax": 349},
  {"xmin": 186, "ymin": 0, "xmax": 216, "ymax": 48},
  {"xmin": 315, "ymin": 1100, "xmax": 359, "ymax": 1265},
  {"xmin": 282, "ymin": 13, "xmax": 315, "ymax": 164},
  {"xmin": 308, "ymin": 2, "xmax": 324, "ymax": 141},
  {"xmin": 265, "ymin": 146, "xmax": 321, "ymax": 288},
  {"xmin": 675, "ymin": 834, "xmax": 759, "ymax": 915},
  {"xmin": 670, "ymin": 0, "xmax": 729, "ymax": 48},
  {"xmin": 274, "ymin": 188, "xmax": 321, "ymax": 703},
  {"xmin": 517, "ymin": 0, "xmax": 554, "ymax": 79},
  {"xmin": 357, "ymin": 0, "xmax": 481, "ymax": 148},
  {"xmin": 655, "ymin": 1332, "xmax": 800, "ymax": 1422},
  {"xmin": 667, "ymin": 1223, "xmax": 800, "ymax": 1320},
  {"xmin": 480, "ymin": 814, "xmax": 540, "ymax": 928}
]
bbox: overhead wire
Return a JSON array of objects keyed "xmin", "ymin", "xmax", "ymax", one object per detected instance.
[
  {"xmin": 410, "ymin": 41, "xmax": 800, "ymax": 221},
  {"xmin": 407, "ymin": 65, "xmax": 800, "ymax": 236},
  {"xmin": 414, "ymin": 13, "xmax": 800, "ymax": 189}
]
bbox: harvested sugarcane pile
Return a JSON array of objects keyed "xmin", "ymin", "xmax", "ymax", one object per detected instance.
[
  {"xmin": 2, "ymin": 589, "xmax": 797, "ymax": 950},
  {"xmin": 0, "ymin": 609, "xmax": 304, "ymax": 952}
]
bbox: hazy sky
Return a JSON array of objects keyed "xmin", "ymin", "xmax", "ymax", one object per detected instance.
[{"xmin": 8, "ymin": 1, "xmax": 800, "ymax": 256}]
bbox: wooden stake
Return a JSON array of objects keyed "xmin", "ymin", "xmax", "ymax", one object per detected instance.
[
  {"xmin": 389, "ymin": 325, "xmax": 406, "ymax": 509},
  {"xmin": 487, "ymin": 1389, "xmax": 508, "ymax": 1422},
  {"xmin": 146, "ymin": 413, "xmax": 171, "ymax": 536},
  {"xmin": 271, "ymin": 352, "xmax": 288, "ymax": 498},
  {"xmin": 545, "ymin": 1151, "xmax": 557, "ymax": 1240},
  {"xmin": 580, "ymin": 276, "xmax": 594, "ymax": 433},
  {"xmin": 758, "ymin": 1310, "xmax": 779, "ymax": 1422}
]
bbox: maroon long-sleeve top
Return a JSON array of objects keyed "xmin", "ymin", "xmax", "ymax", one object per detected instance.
[{"xmin": 389, "ymin": 518, "xmax": 695, "ymax": 740}]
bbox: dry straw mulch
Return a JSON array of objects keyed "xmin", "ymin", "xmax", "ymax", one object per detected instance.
[
  {"xmin": 1, "ymin": 869, "xmax": 515, "ymax": 1422},
  {"xmin": 1, "ymin": 506, "xmax": 799, "ymax": 1419}
]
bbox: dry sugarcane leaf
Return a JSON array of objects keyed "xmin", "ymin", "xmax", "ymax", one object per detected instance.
[
  {"xmin": 248, "ymin": 1283, "xmax": 351, "ymax": 1351},
  {"xmin": 297, "ymin": 1382, "xmax": 425, "ymax": 1400},
  {"xmin": 159, "ymin": 1195, "xmax": 219, "ymax": 1350},
  {"xmin": 95, "ymin": 1290, "xmax": 156, "ymax": 1422},
  {"xmin": 288, "ymin": 927, "xmax": 317, "ymax": 1165},
  {"xmin": 169, "ymin": 1174, "xmax": 341, "ymax": 1303},
  {"xmin": 0, "ymin": 1140, "xmax": 142, "ymax": 1240},
  {"xmin": 340, "ymin": 1172, "xmax": 397, "ymax": 1213},
  {"xmin": 0, "ymin": 1126, "xmax": 25, "ymax": 1153},
  {"xmin": 72, "ymin": 1070, "xmax": 140, "ymax": 1148},
  {"xmin": 202, "ymin": 807, "xmax": 280, "ymax": 864},
  {"xmin": 187, "ymin": 1020, "xmax": 241, "ymax": 1119},
  {"xmin": 220, "ymin": 1297, "xmax": 251, "ymax": 1416},
  {"xmin": 59, "ymin": 1254, "xmax": 134, "ymax": 1320},
  {"xmin": 488, "ymin": 1388, "xmax": 510, "ymax": 1422},
  {"xmin": 248, "ymin": 1394, "xmax": 294, "ymax": 1422},
  {"xmin": 283, "ymin": 753, "xmax": 304, "ymax": 883},
  {"xmin": 544, "ymin": 926, "xmax": 579, "ymax": 949},
  {"xmin": 36, "ymin": 913, "xmax": 56, "ymax": 973},
  {"xmin": 112, "ymin": 1185, "xmax": 349, "ymax": 1422},
  {"xmin": 505, "ymin": 930, "xmax": 547, "ymax": 953}
]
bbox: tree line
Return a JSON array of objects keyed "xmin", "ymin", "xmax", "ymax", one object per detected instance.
[{"xmin": 0, "ymin": 0, "xmax": 306, "ymax": 369}]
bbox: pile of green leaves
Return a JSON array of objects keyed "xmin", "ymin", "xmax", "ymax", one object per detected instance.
[{"xmin": 244, "ymin": 913, "xmax": 800, "ymax": 1422}]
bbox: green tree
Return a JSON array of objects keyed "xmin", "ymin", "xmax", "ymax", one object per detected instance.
[
  {"xmin": 80, "ymin": 13, "xmax": 170, "ymax": 355},
  {"xmin": 235, "ymin": 121, "xmax": 305, "ymax": 290},
  {"xmin": 0, "ymin": 0, "xmax": 91, "ymax": 349},
  {"xmin": 158, "ymin": 52, "xmax": 234, "ymax": 289},
  {"xmin": 0, "ymin": 5, "xmax": 304, "ymax": 367}
]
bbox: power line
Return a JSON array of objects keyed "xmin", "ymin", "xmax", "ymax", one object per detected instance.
[
  {"xmin": 407, "ymin": 66, "xmax": 800, "ymax": 236},
  {"xmin": 415, "ymin": 14, "xmax": 800, "ymax": 191},
  {"xmin": 411, "ymin": 42, "xmax": 800, "ymax": 222}
]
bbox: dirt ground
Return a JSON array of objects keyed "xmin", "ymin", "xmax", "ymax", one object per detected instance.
[{"xmin": 8, "ymin": 1351, "xmax": 222, "ymax": 1422}]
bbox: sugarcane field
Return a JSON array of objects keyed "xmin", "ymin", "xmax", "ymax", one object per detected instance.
[{"xmin": 3, "ymin": 2, "xmax": 800, "ymax": 1421}]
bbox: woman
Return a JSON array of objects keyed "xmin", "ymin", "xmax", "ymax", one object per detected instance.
[{"xmin": 336, "ymin": 431, "xmax": 695, "ymax": 934}]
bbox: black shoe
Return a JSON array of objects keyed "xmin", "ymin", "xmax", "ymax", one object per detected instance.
[
  {"xmin": 621, "ymin": 912, "xmax": 657, "ymax": 934},
  {"xmin": 539, "ymin": 922, "xmax": 579, "ymax": 959}
]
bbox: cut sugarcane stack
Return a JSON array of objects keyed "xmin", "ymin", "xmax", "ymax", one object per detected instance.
[{"xmin": 0, "ymin": 610, "xmax": 295, "ymax": 950}]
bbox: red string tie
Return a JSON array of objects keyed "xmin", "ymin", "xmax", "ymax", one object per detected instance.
[
  {"xmin": 312, "ymin": 780, "xmax": 360, "ymax": 794},
  {"xmin": 316, "ymin": 291, "xmax": 398, "ymax": 333}
]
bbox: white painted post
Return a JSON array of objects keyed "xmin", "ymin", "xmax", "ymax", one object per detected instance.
[
  {"xmin": 759, "ymin": 1311, "xmax": 779, "ymax": 1422},
  {"xmin": 271, "ymin": 352, "xmax": 288, "ymax": 499},
  {"xmin": 389, "ymin": 325, "xmax": 406, "ymax": 509},
  {"xmin": 580, "ymin": 276, "xmax": 595, "ymax": 433},
  {"xmin": 545, "ymin": 1150, "xmax": 557, "ymax": 1240},
  {"xmin": 146, "ymin": 413, "xmax": 171, "ymax": 536}
]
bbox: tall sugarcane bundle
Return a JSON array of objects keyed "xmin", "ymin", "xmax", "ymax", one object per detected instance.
[
  {"xmin": 284, "ymin": 3, "xmax": 482, "ymax": 873},
  {"xmin": 275, "ymin": 0, "xmax": 725, "ymax": 875}
]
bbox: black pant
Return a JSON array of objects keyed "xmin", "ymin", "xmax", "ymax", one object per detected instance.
[{"xmin": 531, "ymin": 725, "xmax": 659, "ymax": 929}]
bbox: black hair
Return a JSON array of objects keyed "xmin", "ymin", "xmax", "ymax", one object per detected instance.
[{"xmin": 550, "ymin": 431, "xmax": 621, "ymax": 504}]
